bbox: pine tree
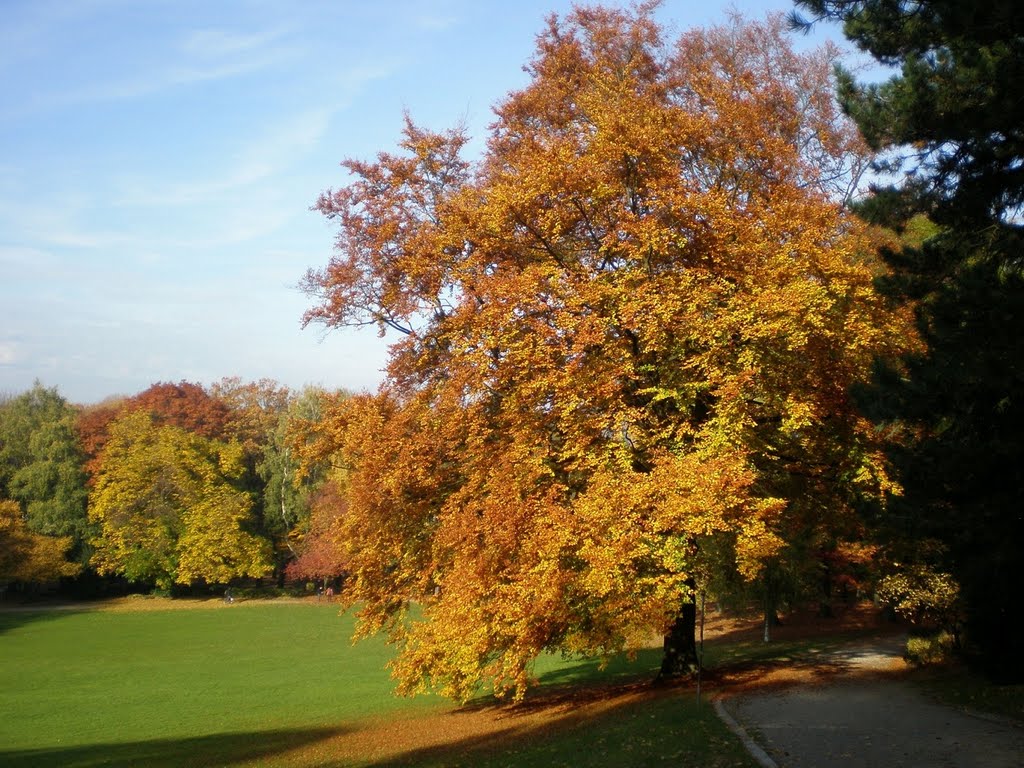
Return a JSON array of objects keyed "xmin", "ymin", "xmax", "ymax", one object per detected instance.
[{"xmin": 794, "ymin": 0, "xmax": 1024, "ymax": 679}]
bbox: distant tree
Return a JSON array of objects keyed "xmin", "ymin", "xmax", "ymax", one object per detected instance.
[
  {"xmin": 210, "ymin": 377, "xmax": 291, "ymax": 457},
  {"xmin": 88, "ymin": 410, "xmax": 273, "ymax": 590},
  {"xmin": 76, "ymin": 382, "xmax": 232, "ymax": 483},
  {"xmin": 75, "ymin": 397, "xmax": 126, "ymax": 481},
  {"xmin": 794, "ymin": 0, "xmax": 1024, "ymax": 679},
  {"xmin": 303, "ymin": 7, "xmax": 914, "ymax": 700},
  {"xmin": 284, "ymin": 478, "xmax": 349, "ymax": 584},
  {"xmin": 129, "ymin": 381, "xmax": 232, "ymax": 440},
  {"xmin": 0, "ymin": 499, "xmax": 80, "ymax": 585},
  {"xmin": 0, "ymin": 382, "xmax": 90, "ymax": 563},
  {"xmin": 257, "ymin": 386, "xmax": 336, "ymax": 577}
]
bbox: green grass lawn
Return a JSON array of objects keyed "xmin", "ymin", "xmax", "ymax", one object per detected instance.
[{"xmin": 0, "ymin": 601, "xmax": 757, "ymax": 768}]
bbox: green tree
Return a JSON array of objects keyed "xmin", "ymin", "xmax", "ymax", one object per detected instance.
[
  {"xmin": 256, "ymin": 386, "xmax": 335, "ymax": 576},
  {"xmin": 88, "ymin": 410, "xmax": 273, "ymax": 590},
  {"xmin": 794, "ymin": 0, "xmax": 1024, "ymax": 678},
  {"xmin": 0, "ymin": 382, "xmax": 90, "ymax": 563}
]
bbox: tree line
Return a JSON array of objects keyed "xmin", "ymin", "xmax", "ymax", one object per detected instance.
[{"xmin": 0, "ymin": 379, "xmax": 348, "ymax": 595}]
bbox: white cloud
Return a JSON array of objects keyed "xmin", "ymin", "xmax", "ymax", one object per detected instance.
[
  {"xmin": 3, "ymin": 15, "xmax": 299, "ymax": 120},
  {"xmin": 412, "ymin": 14, "xmax": 459, "ymax": 31},
  {"xmin": 0, "ymin": 342, "xmax": 18, "ymax": 366},
  {"xmin": 0, "ymin": 197, "xmax": 132, "ymax": 251}
]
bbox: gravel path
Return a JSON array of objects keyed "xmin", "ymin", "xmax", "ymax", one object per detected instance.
[{"xmin": 717, "ymin": 638, "xmax": 1024, "ymax": 768}]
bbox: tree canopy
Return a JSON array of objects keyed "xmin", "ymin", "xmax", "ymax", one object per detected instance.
[
  {"xmin": 88, "ymin": 409, "xmax": 273, "ymax": 590},
  {"xmin": 0, "ymin": 382, "xmax": 90, "ymax": 563},
  {"xmin": 303, "ymin": 7, "xmax": 914, "ymax": 700}
]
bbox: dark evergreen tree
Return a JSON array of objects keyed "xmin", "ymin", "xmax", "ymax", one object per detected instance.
[{"xmin": 794, "ymin": 0, "xmax": 1024, "ymax": 679}]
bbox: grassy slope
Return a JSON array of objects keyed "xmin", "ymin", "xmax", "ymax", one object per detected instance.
[{"xmin": 0, "ymin": 601, "xmax": 756, "ymax": 768}]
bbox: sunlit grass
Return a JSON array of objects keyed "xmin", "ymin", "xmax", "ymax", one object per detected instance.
[
  {"xmin": 0, "ymin": 602, "xmax": 448, "ymax": 765},
  {"xmin": 0, "ymin": 601, "xmax": 757, "ymax": 768}
]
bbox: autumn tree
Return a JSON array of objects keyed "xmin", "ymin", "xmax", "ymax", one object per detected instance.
[
  {"xmin": 303, "ymin": 7, "xmax": 913, "ymax": 700},
  {"xmin": 130, "ymin": 381, "xmax": 233, "ymax": 439},
  {"xmin": 88, "ymin": 409, "xmax": 273, "ymax": 590},
  {"xmin": 76, "ymin": 382, "xmax": 232, "ymax": 483},
  {"xmin": 211, "ymin": 377, "xmax": 291, "ymax": 450},
  {"xmin": 794, "ymin": 0, "xmax": 1024, "ymax": 679},
  {"xmin": 284, "ymin": 477, "xmax": 350, "ymax": 586},
  {"xmin": 0, "ymin": 499, "xmax": 81, "ymax": 586}
]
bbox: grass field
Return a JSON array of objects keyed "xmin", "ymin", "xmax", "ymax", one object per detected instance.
[{"xmin": 0, "ymin": 599, "xmax": 757, "ymax": 767}]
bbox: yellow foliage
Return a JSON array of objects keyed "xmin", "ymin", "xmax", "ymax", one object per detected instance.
[
  {"xmin": 88, "ymin": 410, "xmax": 272, "ymax": 588},
  {"xmin": 0, "ymin": 499, "xmax": 80, "ymax": 583},
  {"xmin": 303, "ymin": 9, "xmax": 918, "ymax": 701}
]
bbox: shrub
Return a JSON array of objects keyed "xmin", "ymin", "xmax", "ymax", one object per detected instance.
[
  {"xmin": 905, "ymin": 630, "xmax": 957, "ymax": 666},
  {"xmin": 877, "ymin": 565, "xmax": 962, "ymax": 643}
]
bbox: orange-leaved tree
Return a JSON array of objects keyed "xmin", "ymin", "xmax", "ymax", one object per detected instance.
[{"xmin": 302, "ymin": 7, "xmax": 915, "ymax": 701}]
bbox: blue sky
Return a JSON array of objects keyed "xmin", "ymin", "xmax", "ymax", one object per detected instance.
[{"xmin": 0, "ymin": 0, "xmax": 842, "ymax": 404}]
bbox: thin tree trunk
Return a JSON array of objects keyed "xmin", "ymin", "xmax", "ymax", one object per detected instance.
[
  {"xmin": 763, "ymin": 564, "xmax": 781, "ymax": 642},
  {"xmin": 819, "ymin": 558, "xmax": 833, "ymax": 618},
  {"xmin": 658, "ymin": 577, "xmax": 699, "ymax": 680}
]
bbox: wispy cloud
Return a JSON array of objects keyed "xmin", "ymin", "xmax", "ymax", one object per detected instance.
[
  {"xmin": 114, "ymin": 106, "xmax": 333, "ymax": 209},
  {"xmin": 0, "ymin": 197, "xmax": 132, "ymax": 250},
  {"xmin": 37, "ymin": 49, "xmax": 296, "ymax": 112},
  {"xmin": 180, "ymin": 26, "xmax": 290, "ymax": 59},
  {"xmin": 3, "ymin": 14, "xmax": 299, "ymax": 119},
  {"xmin": 412, "ymin": 14, "xmax": 460, "ymax": 31}
]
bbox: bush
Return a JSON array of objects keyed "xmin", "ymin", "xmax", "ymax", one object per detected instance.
[
  {"xmin": 905, "ymin": 630, "xmax": 957, "ymax": 666},
  {"xmin": 877, "ymin": 565, "xmax": 962, "ymax": 640}
]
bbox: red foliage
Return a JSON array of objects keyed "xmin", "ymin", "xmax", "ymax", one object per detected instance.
[
  {"xmin": 76, "ymin": 381, "xmax": 232, "ymax": 481},
  {"xmin": 130, "ymin": 381, "xmax": 232, "ymax": 440},
  {"xmin": 285, "ymin": 480, "xmax": 348, "ymax": 581}
]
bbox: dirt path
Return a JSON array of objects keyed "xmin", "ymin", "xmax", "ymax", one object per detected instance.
[{"xmin": 717, "ymin": 637, "xmax": 1024, "ymax": 768}]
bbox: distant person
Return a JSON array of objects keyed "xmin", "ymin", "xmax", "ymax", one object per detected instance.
[{"xmin": 224, "ymin": 588, "xmax": 234, "ymax": 604}]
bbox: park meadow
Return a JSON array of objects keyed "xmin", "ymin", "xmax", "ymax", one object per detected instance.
[{"xmin": 1, "ymin": 597, "xmax": 763, "ymax": 768}]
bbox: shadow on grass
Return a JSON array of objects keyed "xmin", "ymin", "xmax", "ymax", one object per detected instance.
[
  {"xmin": 0, "ymin": 726, "xmax": 344, "ymax": 768},
  {"xmin": 0, "ymin": 606, "xmax": 92, "ymax": 635},
  {"xmin": 531, "ymin": 647, "xmax": 664, "ymax": 691},
  {"xmin": 365, "ymin": 686, "xmax": 747, "ymax": 768}
]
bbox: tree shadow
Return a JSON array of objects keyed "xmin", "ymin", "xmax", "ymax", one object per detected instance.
[
  {"xmin": 530, "ymin": 647, "xmax": 664, "ymax": 691},
  {"xmin": 0, "ymin": 726, "xmax": 344, "ymax": 768},
  {"xmin": 0, "ymin": 605, "xmax": 92, "ymax": 635},
  {"xmin": 361, "ymin": 685, "xmax": 716, "ymax": 768}
]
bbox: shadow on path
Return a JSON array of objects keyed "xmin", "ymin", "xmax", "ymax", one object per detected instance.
[{"xmin": 719, "ymin": 637, "xmax": 1024, "ymax": 768}]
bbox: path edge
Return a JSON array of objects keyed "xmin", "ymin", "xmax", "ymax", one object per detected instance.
[{"xmin": 713, "ymin": 697, "xmax": 778, "ymax": 768}]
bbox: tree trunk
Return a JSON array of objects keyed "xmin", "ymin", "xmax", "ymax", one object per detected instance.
[
  {"xmin": 762, "ymin": 564, "xmax": 781, "ymax": 642},
  {"xmin": 658, "ymin": 579, "xmax": 699, "ymax": 680},
  {"xmin": 818, "ymin": 558, "xmax": 834, "ymax": 618}
]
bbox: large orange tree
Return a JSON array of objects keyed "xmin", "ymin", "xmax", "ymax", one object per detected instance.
[{"xmin": 303, "ymin": 7, "xmax": 914, "ymax": 700}]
